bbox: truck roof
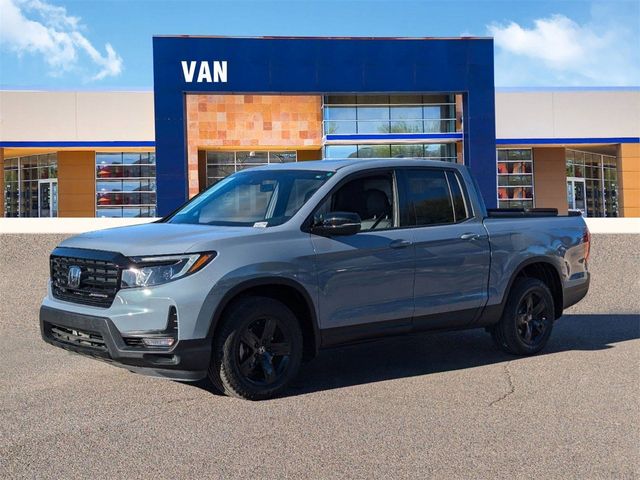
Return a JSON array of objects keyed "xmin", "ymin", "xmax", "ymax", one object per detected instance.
[{"xmin": 252, "ymin": 158, "xmax": 464, "ymax": 172}]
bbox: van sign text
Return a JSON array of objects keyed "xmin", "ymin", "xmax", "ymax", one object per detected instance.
[{"xmin": 181, "ymin": 61, "xmax": 227, "ymax": 83}]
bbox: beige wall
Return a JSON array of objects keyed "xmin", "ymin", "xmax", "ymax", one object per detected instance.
[
  {"xmin": 0, "ymin": 91, "xmax": 154, "ymax": 142},
  {"xmin": 495, "ymin": 90, "xmax": 640, "ymax": 140},
  {"xmin": 2, "ymin": 89, "xmax": 637, "ymax": 144},
  {"xmin": 618, "ymin": 144, "xmax": 640, "ymax": 217},
  {"xmin": 532, "ymin": 147, "xmax": 568, "ymax": 214},
  {"xmin": 57, "ymin": 151, "xmax": 96, "ymax": 217}
]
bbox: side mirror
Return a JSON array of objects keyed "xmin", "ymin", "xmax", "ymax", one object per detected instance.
[{"xmin": 311, "ymin": 212, "xmax": 361, "ymax": 236}]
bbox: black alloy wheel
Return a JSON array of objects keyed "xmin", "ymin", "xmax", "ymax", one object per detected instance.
[
  {"xmin": 491, "ymin": 277, "xmax": 555, "ymax": 355},
  {"xmin": 237, "ymin": 317, "xmax": 293, "ymax": 386},
  {"xmin": 209, "ymin": 296, "xmax": 303, "ymax": 400},
  {"xmin": 515, "ymin": 291, "xmax": 550, "ymax": 346}
]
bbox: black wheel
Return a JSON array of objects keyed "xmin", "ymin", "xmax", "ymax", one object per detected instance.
[
  {"xmin": 491, "ymin": 277, "xmax": 555, "ymax": 355},
  {"xmin": 208, "ymin": 296, "xmax": 303, "ymax": 400}
]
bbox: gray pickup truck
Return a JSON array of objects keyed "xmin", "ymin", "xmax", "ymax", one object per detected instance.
[{"xmin": 41, "ymin": 159, "xmax": 590, "ymax": 400}]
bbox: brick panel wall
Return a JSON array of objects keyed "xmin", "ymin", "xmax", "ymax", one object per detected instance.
[{"xmin": 185, "ymin": 94, "xmax": 323, "ymax": 197}]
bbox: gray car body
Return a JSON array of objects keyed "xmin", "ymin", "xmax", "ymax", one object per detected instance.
[{"xmin": 40, "ymin": 159, "xmax": 590, "ymax": 379}]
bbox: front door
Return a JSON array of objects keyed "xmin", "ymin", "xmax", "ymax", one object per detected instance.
[
  {"xmin": 311, "ymin": 171, "xmax": 415, "ymax": 336},
  {"xmin": 38, "ymin": 180, "xmax": 58, "ymax": 217},
  {"xmin": 567, "ymin": 177, "xmax": 587, "ymax": 217}
]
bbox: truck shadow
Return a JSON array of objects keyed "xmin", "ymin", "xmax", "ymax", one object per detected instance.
[{"xmin": 190, "ymin": 314, "xmax": 640, "ymax": 398}]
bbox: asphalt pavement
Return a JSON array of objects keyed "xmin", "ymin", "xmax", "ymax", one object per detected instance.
[{"xmin": 0, "ymin": 233, "xmax": 638, "ymax": 479}]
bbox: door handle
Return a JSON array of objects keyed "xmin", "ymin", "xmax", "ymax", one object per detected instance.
[
  {"xmin": 460, "ymin": 233, "xmax": 481, "ymax": 241},
  {"xmin": 389, "ymin": 239, "xmax": 412, "ymax": 249}
]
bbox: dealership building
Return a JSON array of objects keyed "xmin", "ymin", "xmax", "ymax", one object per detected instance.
[{"xmin": 1, "ymin": 36, "xmax": 639, "ymax": 218}]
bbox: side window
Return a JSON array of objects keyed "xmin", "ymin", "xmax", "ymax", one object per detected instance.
[
  {"xmin": 399, "ymin": 169, "xmax": 455, "ymax": 226},
  {"xmin": 316, "ymin": 173, "xmax": 395, "ymax": 231},
  {"xmin": 446, "ymin": 171, "xmax": 471, "ymax": 222}
]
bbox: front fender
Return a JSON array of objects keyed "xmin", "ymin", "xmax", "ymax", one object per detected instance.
[{"xmin": 194, "ymin": 267, "xmax": 320, "ymax": 346}]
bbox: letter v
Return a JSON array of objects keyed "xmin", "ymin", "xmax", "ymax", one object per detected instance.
[{"xmin": 181, "ymin": 61, "xmax": 196, "ymax": 83}]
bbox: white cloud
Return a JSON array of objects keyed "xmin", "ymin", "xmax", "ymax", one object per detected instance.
[
  {"xmin": 0, "ymin": 0, "xmax": 122, "ymax": 81},
  {"xmin": 487, "ymin": 12, "xmax": 640, "ymax": 86}
]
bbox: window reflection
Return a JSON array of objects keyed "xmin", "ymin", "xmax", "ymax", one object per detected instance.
[
  {"xmin": 323, "ymin": 94, "xmax": 457, "ymax": 135},
  {"xmin": 496, "ymin": 149, "xmax": 534, "ymax": 209},
  {"xmin": 205, "ymin": 150, "xmax": 297, "ymax": 187},
  {"xmin": 3, "ymin": 153, "xmax": 57, "ymax": 217},
  {"xmin": 324, "ymin": 143, "xmax": 457, "ymax": 161},
  {"xmin": 95, "ymin": 152, "xmax": 156, "ymax": 218},
  {"xmin": 565, "ymin": 149, "xmax": 618, "ymax": 217}
]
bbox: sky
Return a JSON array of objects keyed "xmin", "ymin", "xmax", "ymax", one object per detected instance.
[{"xmin": 0, "ymin": 0, "xmax": 639, "ymax": 90}]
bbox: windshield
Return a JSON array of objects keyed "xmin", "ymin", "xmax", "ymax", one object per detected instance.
[{"xmin": 168, "ymin": 169, "xmax": 334, "ymax": 226}]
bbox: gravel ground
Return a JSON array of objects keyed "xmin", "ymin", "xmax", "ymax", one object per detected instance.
[{"xmin": 0, "ymin": 234, "xmax": 638, "ymax": 479}]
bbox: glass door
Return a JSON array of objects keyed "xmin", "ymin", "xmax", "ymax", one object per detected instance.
[
  {"xmin": 566, "ymin": 177, "xmax": 587, "ymax": 217},
  {"xmin": 38, "ymin": 179, "xmax": 58, "ymax": 217}
]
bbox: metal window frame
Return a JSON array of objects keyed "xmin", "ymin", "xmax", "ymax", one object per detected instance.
[
  {"xmin": 94, "ymin": 151, "xmax": 157, "ymax": 218},
  {"xmin": 36, "ymin": 178, "xmax": 58, "ymax": 218},
  {"xmin": 323, "ymin": 142, "xmax": 458, "ymax": 162},
  {"xmin": 565, "ymin": 148, "xmax": 618, "ymax": 217},
  {"xmin": 322, "ymin": 95, "xmax": 458, "ymax": 137},
  {"xmin": 496, "ymin": 147, "xmax": 535, "ymax": 209},
  {"xmin": 204, "ymin": 149, "xmax": 299, "ymax": 186},
  {"xmin": 3, "ymin": 153, "xmax": 57, "ymax": 217}
]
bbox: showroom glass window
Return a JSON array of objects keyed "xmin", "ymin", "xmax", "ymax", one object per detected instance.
[
  {"xmin": 566, "ymin": 149, "xmax": 618, "ymax": 217},
  {"xmin": 324, "ymin": 143, "xmax": 457, "ymax": 161},
  {"xmin": 96, "ymin": 152, "xmax": 156, "ymax": 217},
  {"xmin": 497, "ymin": 149, "xmax": 535, "ymax": 209},
  {"xmin": 205, "ymin": 150, "xmax": 297, "ymax": 186},
  {"xmin": 3, "ymin": 153, "xmax": 57, "ymax": 217},
  {"xmin": 323, "ymin": 94, "xmax": 457, "ymax": 135}
]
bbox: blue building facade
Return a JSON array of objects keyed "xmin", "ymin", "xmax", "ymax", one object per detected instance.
[{"xmin": 152, "ymin": 36, "xmax": 497, "ymax": 215}]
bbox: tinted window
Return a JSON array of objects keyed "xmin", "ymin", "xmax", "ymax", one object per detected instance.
[
  {"xmin": 316, "ymin": 173, "xmax": 395, "ymax": 231},
  {"xmin": 400, "ymin": 169, "xmax": 455, "ymax": 226},
  {"xmin": 446, "ymin": 171, "xmax": 470, "ymax": 221}
]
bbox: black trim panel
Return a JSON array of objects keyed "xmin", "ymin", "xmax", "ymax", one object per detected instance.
[
  {"xmin": 320, "ymin": 312, "xmax": 499, "ymax": 348},
  {"xmin": 475, "ymin": 256, "xmax": 565, "ymax": 326},
  {"xmin": 40, "ymin": 306, "xmax": 210, "ymax": 381},
  {"xmin": 412, "ymin": 307, "xmax": 480, "ymax": 331},
  {"xmin": 321, "ymin": 318, "xmax": 412, "ymax": 348},
  {"xmin": 321, "ymin": 307, "xmax": 482, "ymax": 348},
  {"xmin": 563, "ymin": 275, "xmax": 590, "ymax": 309},
  {"xmin": 51, "ymin": 246, "xmax": 130, "ymax": 265}
]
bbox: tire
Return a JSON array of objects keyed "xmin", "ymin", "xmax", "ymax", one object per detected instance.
[
  {"xmin": 491, "ymin": 277, "xmax": 555, "ymax": 356},
  {"xmin": 208, "ymin": 296, "xmax": 303, "ymax": 400}
]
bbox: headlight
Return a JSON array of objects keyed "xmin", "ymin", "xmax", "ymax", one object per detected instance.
[{"xmin": 121, "ymin": 252, "xmax": 216, "ymax": 288}]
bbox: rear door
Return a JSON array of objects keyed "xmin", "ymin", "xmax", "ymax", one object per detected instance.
[
  {"xmin": 310, "ymin": 170, "xmax": 415, "ymax": 337},
  {"xmin": 396, "ymin": 167, "xmax": 490, "ymax": 330}
]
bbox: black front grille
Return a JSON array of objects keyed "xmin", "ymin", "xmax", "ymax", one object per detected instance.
[
  {"xmin": 51, "ymin": 255, "xmax": 120, "ymax": 308},
  {"xmin": 123, "ymin": 337, "xmax": 145, "ymax": 348},
  {"xmin": 50, "ymin": 324, "xmax": 107, "ymax": 351}
]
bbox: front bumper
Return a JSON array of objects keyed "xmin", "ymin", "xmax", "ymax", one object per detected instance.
[{"xmin": 40, "ymin": 306, "xmax": 210, "ymax": 381}]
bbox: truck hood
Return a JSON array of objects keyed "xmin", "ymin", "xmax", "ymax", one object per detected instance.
[{"xmin": 59, "ymin": 222, "xmax": 257, "ymax": 257}]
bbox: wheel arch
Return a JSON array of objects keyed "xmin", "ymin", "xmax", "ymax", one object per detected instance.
[
  {"xmin": 206, "ymin": 277, "xmax": 320, "ymax": 361},
  {"xmin": 503, "ymin": 257, "xmax": 564, "ymax": 320},
  {"xmin": 479, "ymin": 256, "xmax": 564, "ymax": 326}
]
